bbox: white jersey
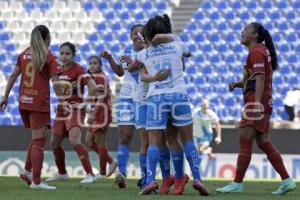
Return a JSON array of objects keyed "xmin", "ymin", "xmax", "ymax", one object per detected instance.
[
  {"xmin": 134, "ymin": 49, "xmax": 149, "ymax": 103},
  {"xmin": 119, "ymin": 46, "xmax": 139, "ymax": 99},
  {"xmin": 136, "ymin": 41, "xmax": 188, "ymax": 97},
  {"xmin": 193, "ymin": 109, "xmax": 219, "ymax": 138}
]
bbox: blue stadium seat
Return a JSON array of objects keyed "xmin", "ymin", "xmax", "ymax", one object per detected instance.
[
  {"xmin": 0, "ymin": 22, "xmax": 4, "ymax": 30},
  {"xmin": 97, "ymin": 2, "xmax": 108, "ymax": 10},
  {"xmin": 286, "ymin": 11, "xmax": 296, "ymax": 20},
  {"xmin": 24, "ymin": 2, "xmax": 35, "ymax": 12},
  {"xmin": 142, "ymin": 2, "xmax": 152, "ymax": 10},
  {"xmin": 225, "ymin": 55, "xmax": 236, "ymax": 64},
  {"xmin": 209, "ymin": 34, "xmax": 220, "ymax": 42},
  {"xmin": 278, "ymin": 22, "xmax": 288, "ymax": 31},
  {"xmin": 232, "ymin": 1, "xmax": 242, "ymax": 9},
  {"xmin": 83, "ymin": 2, "xmax": 93, "ymax": 12},
  {"xmin": 187, "ymin": 87, "xmax": 196, "ymax": 96},
  {"xmin": 119, "ymin": 33, "xmax": 128, "ymax": 42},
  {"xmin": 295, "ymin": 44, "xmax": 300, "ymax": 53},
  {"xmin": 202, "ymin": 66, "xmax": 212, "ymax": 74},
  {"xmin": 105, "ymin": 12, "xmax": 115, "ymax": 20},
  {"xmin": 88, "ymin": 33, "xmax": 98, "ymax": 42},
  {"xmin": 74, "ymin": 54, "xmax": 81, "ymax": 63},
  {"xmin": 224, "ymin": 12, "xmax": 234, "ymax": 20},
  {"xmin": 278, "ymin": 44, "xmax": 289, "ymax": 53},
  {"xmin": 3, "ymin": 65, "xmax": 12, "ymax": 74},
  {"xmin": 202, "ymin": 44, "xmax": 212, "ymax": 52},
  {"xmin": 179, "ymin": 33, "xmax": 189, "ymax": 42},
  {"xmin": 247, "ymin": 2, "xmax": 257, "ymax": 9},
  {"xmin": 195, "ymin": 76, "xmax": 205, "ymax": 85},
  {"xmin": 216, "ymin": 65, "xmax": 228, "ymax": 74},
  {"xmin": 39, "ymin": 1, "xmax": 50, "ymax": 12},
  {"xmin": 194, "ymin": 33, "xmax": 204, "ymax": 42},
  {"xmin": 225, "ymin": 33, "xmax": 235, "ymax": 43},
  {"xmin": 209, "ymin": 12, "xmax": 220, "ymax": 20},
  {"xmin": 279, "ymin": 65, "xmax": 290, "ymax": 75},
  {"xmin": 110, "ymin": 44, "xmax": 120, "ymax": 53},
  {"xmin": 233, "ymin": 44, "xmax": 243, "ymax": 53},
  {"xmin": 96, "ymin": 22, "xmax": 106, "ymax": 31},
  {"xmin": 288, "ymin": 55, "xmax": 298, "ymax": 63},
  {"xmin": 270, "ymin": 11, "xmax": 280, "ymax": 20},
  {"xmin": 202, "ymin": 1, "xmax": 212, "ymax": 9},
  {"xmin": 193, "ymin": 11, "xmax": 204, "ymax": 20},
  {"xmin": 232, "ymin": 22, "xmax": 242, "ymax": 31},
  {"xmin": 217, "ymin": 44, "xmax": 228, "ymax": 53},
  {"xmin": 277, "ymin": 1, "xmax": 288, "ymax": 9},
  {"xmin": 288, "ymin": 76, "xmax": 298, "ymax": 86},
  {"xmin": 202, "ymin": 23, "xmax": 213, "ymax": 31},
  {"xmin": 120, "ymin": 12, "xmax": 129, "ymax": 20},
  {"xmin": 216, "ymin": 1, "xmax": 227, "ymax": 10},
  {"xmin": 5, "ymin": 44, "xmax": 16, "ymax": 52},
  {"xmin": 0, "ymin": 33, "xmax": 9, "ymax": 41},
  {"xmin": 0, "ymin": 54, "xmax": 6, "ymax": 63},
  {"xmin": 186, "ymin": 66, "xmax": 196, "ymax": 74},
  {"xmin": 292, "ymin": 1, "xmax": 300, "ymax": 9},
  {"xmin": 240, "ymin": 12, "xmax": 250, "ymax": 20},
  {"xmin": 103, "ymin": 34, "xmax": 113, "ymax": 42},
  {"xmin": 50, "ymin": 44, "xmax": 59, "ymax": 52},
  {"xmin": 80, "ymin": 44, "xmax": 90, "ymax": 53},
  {"xmin": 187, "ymin": 23, "xmax": 197, "ymax": 31},
  {"xmin": 272, "ymin": 32, "xmax": 280, "ymax": 42},
  {"xmin": 128, "ymin": 2, "xmax": 137, "ymax": 10},
  {"xmin": 188, "ymin": 44, "xmax": 197, "ymax": 52},
  {"xmin": 217, "ymin": 23, "xmax": 227, "ymax": 31},
  {"xmin": 210, "ymin": 55, "xmax": 220, "ymax": 64},
  {"xmin": 209, "ymin": 76, "xmax": 222, "ymax": 84},
  {"xmin": 157, "ymin": 2, "xmax": 167, "ymax": 10},
  {"xmin": 194, "ymin": 55, "xmax": 204, "ymax": 63},
  {"xmin": 262, "ymin": 1, "xmax": 272, "ymax": 9},
  {"xmin": 294, "ymin": 22, "xmax": 300, "ymax": 31},
  {"xmin": 112, "ymin": 23, "xmax": 121, "ymax": 31},
  {"xmin": 273, "ymin": 76, "xmax": 284, "ymax": 85},
  {"xmin": 224, "ymin": 97, "xmax": 236, "ymax": 107},
  {"xmin": 0, "ymin": 116, "xmax": 13, "ymax": 125},
  {"xmin": 95, "ymin": 44, "xmax": 104, "ymax": 53},
  {"xmin": 135, "ymin": 12, "xmax": 145, "ymax": 21},
  {"xmin": 113, "ymin": 2, "xmax": 123, "ymax": 10},
  {"xmin": 273, "ymin": 98, "xmax": 283, "ymax": 107}
]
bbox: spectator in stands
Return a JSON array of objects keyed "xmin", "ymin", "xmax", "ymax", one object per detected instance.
[
  {"xmin": 283, "ymin": 88, "xmax": 300, "ymax": 121},
  {"xmin": 217, "ymin": 22, "xmax": 296, "ymax": 195},
  {"xmin": 193, "ymin": 99, "xmax": 222, "ymax": 161},
  {"xmin": 0, "ymin": 25, "xmax": 63, "ymax": 190},
  {"xmin": 85, "ymin": 55, "xmax": 117, "ymax": 179}
]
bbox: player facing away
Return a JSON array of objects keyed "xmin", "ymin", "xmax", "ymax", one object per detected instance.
[
  {"xmin": 46, "ymin": 42, "xmax": 99, "ymax": 184},
  {"xmin": 216, "ymin": 22, "xmax": 296, "ymax": 195},
  {"xmin": 85, "ymin": 56, "xmax": 117, "ymax": 179},
  {"xmin": 138, "ymin": 14, "xmax": 209, "ymax": 196},
  {"xmin": 193, "ymin": 99, "xmax": 222, "ymax": 161},
  {"xmin": 0, "ymin": 25, "xmax": 64, "ymax": 189},
  {"xmin": 100, "ymin": 24, "xmax": 144, "ymax": 189}
]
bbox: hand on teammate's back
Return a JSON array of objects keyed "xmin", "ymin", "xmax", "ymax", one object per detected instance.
[{"xmin": 155, "ymin": 69, "xmax": 171, "ymax": 81}]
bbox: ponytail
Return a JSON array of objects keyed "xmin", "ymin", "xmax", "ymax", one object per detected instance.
[
  {"xmin": 30, "ymin": 25, "xmax": 49, "ymax": 72},
  {"xmin": 264, "ymin": 30, "xmax": 278, "ymax": 70},
  {"xmin": 251, "ymin": 22, "xmax": 278, "ymax": 71}
]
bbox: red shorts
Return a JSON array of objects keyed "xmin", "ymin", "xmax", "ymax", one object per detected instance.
[
  {"xmin": 53, "ymin": 109, "xmax": 85, "ymax": 137},
  {"xmin": 239, "ymin": 113, "xmax": 270, "ymax": 134},
  {"xmin": 87, "ymin": 109, "xmax": 111, "ymax": 133},
  {"xmin": 19, "ymin": 109, "xmax": 50, "ymax": 130}
]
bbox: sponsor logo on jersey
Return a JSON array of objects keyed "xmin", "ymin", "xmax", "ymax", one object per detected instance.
[{"xmin": 253, "ymin": 63, "xmax": 264, "ymax": 68}]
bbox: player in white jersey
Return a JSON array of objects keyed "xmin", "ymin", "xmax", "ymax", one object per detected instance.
[
  {"xmin": 101, "ymin": 24, "xmax": 144, "ymax": 189},
  {"xmin": 193, "ymin": 99, "xmax": 222, "ymax": 161},
  {"xmin": 137, "ymin": 14, "xmax": 209, "ymax": 196}
]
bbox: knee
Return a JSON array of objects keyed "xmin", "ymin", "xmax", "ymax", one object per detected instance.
[
  {"xmin": 85, "ymin": 137, "xmax": 93, "ymax": 148},
  {"xmin": 239, "ymin": 137, "xmax": 253, "ymax": 154},
  {"xmin": 50, "ymin": 138, "xmax": 60, "ymax": 149},
  {"xmin": 69, "ymin": 137, "xmax": 81, "ymax": 147},
  {"xmin": 119, "ymin": 132, "xmax": 133, "ymax": 145}
]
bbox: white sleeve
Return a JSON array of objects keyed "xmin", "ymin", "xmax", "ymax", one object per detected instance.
[
  {"xmin": 136, "ymin": 50, "xmax": 145, "ymax": 63},
  {"xmin": 208, "ymin": 109, "xmax": 219, "ymax": 123}
]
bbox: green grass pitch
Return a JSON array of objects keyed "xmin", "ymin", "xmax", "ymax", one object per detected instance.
[{"xmin": 0, "ymin": 177, "xmax": 298, "ymax": 200}]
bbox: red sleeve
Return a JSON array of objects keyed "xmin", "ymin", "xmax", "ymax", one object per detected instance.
[
  {"xmin": 16, "ymin": 54, "xmax": 22, "ymax": 67},
  {"xmin": 47, "ymin": 52, "xmax": 63, "ymax": 77},
  {"xmin": 77, "ymin": 67, "xmax": 91, "ymax": 86},
  {"xmin": 248, "ymin": 51, "xmax": 266, "ymax": 75}
]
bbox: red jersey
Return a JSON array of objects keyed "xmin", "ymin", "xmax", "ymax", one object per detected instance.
[
  {"xmin": 56, "ymin": 63, "xmax": 90, "ymax": 115},
  {"xmin": 92, "ymin": 72, "xmax": 111, "ymax": 108},
  {"xmin": 243, "ymin": 43, "xmax": 273, "ymax": 114},
  {"xmin": 17, "ymin": 48, "xmax": 62, "ymax": 112}
]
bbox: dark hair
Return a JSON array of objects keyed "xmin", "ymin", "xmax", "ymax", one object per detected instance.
[
  {"xmin": 88, "ymin": 56, "xmax": 102, "ymax": 73},
  {"xmin": 144, "ymin": 14, "xmax": 172, "ymax": 42},
  {"xmin": 35, "ymin": 25, "xmax": 49, "ymax": 41},
  {"xmin": 59, "ymin": 42, "xmax": 76, "ymax": 56},
  {"xmin": 130, "ymin": 24, "xmax": 143, "ymax": 37},
  {"xmin": 251, "ymin": 22, "xmax": 278, "ymax": 70}
]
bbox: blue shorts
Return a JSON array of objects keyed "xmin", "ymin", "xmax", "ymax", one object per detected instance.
[
  {"xmin": 146, "ymin": 93, "xmax": 193, "ymax": 130},
  {"xmin": 116, "ymin": 98, "xmax": 135, "ymax": 125},
  {"xmin": 135, "ymin": 102, "xmax": 147, "ymax": 129},
  {"xmin": 194, "ymin": 134, "xmax": 213, "ymax": 146}
]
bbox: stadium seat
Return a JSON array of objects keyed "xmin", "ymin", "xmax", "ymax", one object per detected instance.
[
  {"xmin": 194, "ymin": 33, "xmax": 205, "ymax": 42},
  {"xmin": 216, "ymin": 1, "xmax": 228, "ymax": 10},
  {"xmin": 97, "ymin": 2, "xmax": 108, "ymax": 10},
  {"xmin": 262, "ymin": 1, "xmax": 273, "ymax": 9},
  {"xmin": 202, "ymin": 1, "xmax": 212, "ymax": 9},
  {"xmin": 113, "ymin": 2, "xmax": 123, "ymax": 10},
  {"xmin": 193, "ymin": 11, "xmax": 204, "ymax": 21},
  {"xmin": 224, "ymin": 12, "xmax": 234, "ymax": 20},
  {"xmin": 127, "ymin": 2, "xmax": 137, "ymax": 10},
  {"xmin": 277, "ymin": 1, "xmax": 288, "ymax": 9},
  {"xmin": 157, "ymin": 2, "xmax": 167, "ymax": 10},
  {"xmin": 209, "ymin": 12, "xmax": 220, "ymax": 21}
]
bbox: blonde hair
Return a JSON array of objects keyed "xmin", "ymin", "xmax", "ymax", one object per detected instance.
[{"xmin": 30, "ymin": 25, "xmax": 49, "ymax": 72}]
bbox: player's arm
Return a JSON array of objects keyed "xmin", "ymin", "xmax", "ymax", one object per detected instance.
[
  {"xmin": 140, "ymin": 64, "xmax": 170, "ymax": 83},
  {"xmin": 120, "ymin": 56, "xmax": 141, "ymax": 73},
  {"xmin": 51, "ymin": 74, "xmax": 65, "ymax": 104},
  {"xmin": 229, "ymin": 81, "xmax": 243, "ymax": 91},
  {"xmin": 214, "ymin": 121, "xmax": 222, "ymax": 144},
  {"xmin": 100, "ymin": 51, "xmax": 124, "ymax": 77},
  {"xmin": 0, "ymin": 65, "xmax": 21, "ymax": 111}
]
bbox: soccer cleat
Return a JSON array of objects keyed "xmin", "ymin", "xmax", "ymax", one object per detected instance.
[
  {"xmin": 80, "ymin": 174, "xmax": 96, "ymax": 184},
  {"xmin": 137, "ymin": 178, "xmax": 143, "ymax": 189},
  {"xmin": 20, "ymin": 170, "xmax": 32, "ymax": 185},
  {"xmin": 216, "ymin": 182, "xmax": 243, "ymax": 193},
  {"xmin": 30, "ymin": 182, "xmax": 56, "ymax": 190},
  {"xmin": 46, "ymin": 173, "xmax": 69, "ymax": 182},
  {"xmin": 95, "ymin": 173, "xmax": 106, "ymax": 180},
  {"xmin": 114, "ymin": 173, "xmax": 127, "ymax": 189},
  {"xmin": 107, "ymin": 160, "xmax": 117, "ymax": 177},
  {"xmin": 193, "ymin": 180, "xmax": 209, "ymax": 196},
  {"xmin": 171, "ymin": 174, "xmax": 189, "ymax": 195},
  {"xmin": 138, "ymin": 181, "xmax": 158, "ymax": 195},
  {"xmin": 160, "ymin": 175, "xmax": 175, "ymax": 194},
  {"xmin": 272, "ymin": 178, "xmax": 296, "ymax": 195}
]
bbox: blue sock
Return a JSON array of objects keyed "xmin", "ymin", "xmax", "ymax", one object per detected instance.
[
  {"xmin": 170, "ymin": 150, "xmax": 184, "ymax": 179},
  {"xmin": 139, "ymin": 153, "xmax": 147, "ymax": 187},
  {"xmin": 117, "ymin": 144, "xmax": 129, "ymax": 176},
  {"xmin": 159, "ymin": 148, "xmax": 170, "ymax": 179},
  {"xmin": 146, "ymin": 145, "xmax": 159, "ymax": 184},
  {"xmin": 183, "ymin": 141, "xmax": 201, "ymax": 181}
]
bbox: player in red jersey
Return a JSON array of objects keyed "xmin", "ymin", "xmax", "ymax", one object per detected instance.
[
  {"xmin": 85, "ymin": 55, "xmax": 117, "ymax": 179},
  {"xmin": 0, "ymin": 25, "xmax": 64, "ymax": 190},
  {"xmin": 216, "ymin": 22, "xmax": 296, "ymax": 195},
  {"xmin": 46, "ymin": 42, "xmax": 99, "ymax": 184}
]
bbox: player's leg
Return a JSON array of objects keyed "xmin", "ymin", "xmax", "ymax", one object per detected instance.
[
  {"xmin": 256, "ymin": 133, "xmax": 296, "ymax": 195},
  {"xmin": 138, "ymin": 127, "xmax": 148, "ymax": 188},
  {"xmin": 216, "ymin": 125, "xmax": 256, "ymax": 193},
  {"xmin": 85, "ymin": 131, "xmax": 99, "ymax": 155},
  {"xmin": 68, "ymin": 127, "xmax": 95, "ymax": 184}
]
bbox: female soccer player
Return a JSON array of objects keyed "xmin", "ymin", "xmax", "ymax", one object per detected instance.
[
  {"xmin": 0, "ymin": 25, "xmax": 63, "ymax": 190},
  {"xmin": 137, "ymin": 14, "xmax": 209, "ymax": 196},
  {"xmin": 46, "ymin": 42, "xmax": 99, "ymax": 184},
  {"xmin": 101, "ymin": 24, "xmax": 144, "ymax": 189},
  {"xmin": 85, "ymin": 55, "xmax": 117, "ymax": 178},
  {"xmin": 216, "ymin": 22, "xmax": 296, "ymax": 195},
  {"xmin": 193, "ymin": 99, "xmax": 222, "ymax": 161}
]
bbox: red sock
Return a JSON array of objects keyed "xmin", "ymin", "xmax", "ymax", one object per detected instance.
[
  {"xmin": 98, "ymin": 147, "xmax": 113, "ymax": 175},
  {"xmin": 74, "ymin": 144, "xmax": 93, "ymax": 175},
  {"xmin": 25, "ymin": 142, "xmax": 33, "ymax": 172},
  {"xmin": 31, "ymin": 138, "xmax": 46, "ymax": 184},
  {"xmin": 234, "ymin": 137, "xmax": 253, "ymax": 183},
  {"xmin": 90, "ymin": 143, "xmax": 99, "ymax": 155},
  {"xmin": 258, "ymin": 142, "xmax": 289, "ymax": 180},
  {"xmin": 53, "ymin": 146, "xmax": 67, "ymax": 175}
]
